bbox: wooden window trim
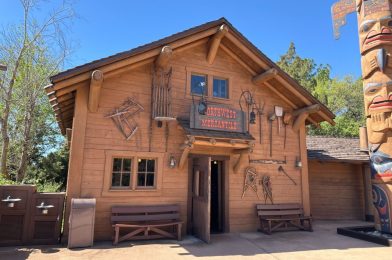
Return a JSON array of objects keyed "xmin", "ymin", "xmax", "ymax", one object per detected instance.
[
  {"xmin": 102, "ymin": 150, "xmax": 163, "ymax": 197},
  {"xmin": 185, "ymin": 66, "xmax": 233, "ymax": 104}
]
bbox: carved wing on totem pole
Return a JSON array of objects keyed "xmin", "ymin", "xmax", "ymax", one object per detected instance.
[{"xmin": 331, "ymin": 0, "xmax": 357, "ymax": 39}]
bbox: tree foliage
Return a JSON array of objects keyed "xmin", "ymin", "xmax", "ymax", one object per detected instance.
[
  {"xmin": 0, "ymin": 0, "xmax": 74, "ymax": 189},
  {"xmin": 277, "ymin": 42, "xmax": 365, "ymax": 137}
]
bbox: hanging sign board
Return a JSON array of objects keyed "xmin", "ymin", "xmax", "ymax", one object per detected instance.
[{"xmin": 190, "ymin": 104, "xmax": 246, "ymax": 133}]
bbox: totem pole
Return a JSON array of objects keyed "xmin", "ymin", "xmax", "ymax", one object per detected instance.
[{"xmin": 332, "ymin": 0, "xmax": 392, "ymax": 234}]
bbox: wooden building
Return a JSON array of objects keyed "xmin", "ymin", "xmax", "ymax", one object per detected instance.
[
  {"xmin": 45, "ymin": 18, "xmax": 335, "ymax": 242},
  {"xmin": 307, "ymin": 136, "xmax": 372, "ymax": 221}
]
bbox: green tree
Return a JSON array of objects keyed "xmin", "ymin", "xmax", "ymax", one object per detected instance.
[
  {"xmin": 0, "ymin": 0, "xmax": 74, "ymax": 182},
  {"xmin": 277, "ymin": 43, "xmax": 365, "ymax": 137},
  {"xmin": 277, "ymin": 42, "xmax": 317, "ymax": 92}
]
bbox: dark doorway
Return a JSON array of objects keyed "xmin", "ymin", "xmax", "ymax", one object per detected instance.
[{"xmin": 210, "ymin": 160, "xmax": 224, "ymax": 233}]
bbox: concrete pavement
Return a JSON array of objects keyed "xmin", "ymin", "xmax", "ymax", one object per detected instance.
[{"xmin": 0, "ymin": 221, "xmax": 391, "ymax": 260}]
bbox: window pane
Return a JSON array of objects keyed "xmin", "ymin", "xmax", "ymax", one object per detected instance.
[
  {"xmin": 138, "ymin": 159, "xmax": 146, "ymax": 172},
  {"xmin": 213, "ymin": 78, "xmax": 228, "ymax": 98},
  {"xmin": 113, "ymin": 158, "xmax": 122, "ymax": 171},
  {"xmin": 191, "ymin": 74, "xmax": 207, "ymax": 95},
  {"xmin": 146, "ymin": 173, "xmax": 155, "ymax": 187},
  {"xmin": 147, "ymin": 159, "xmax": 155, "ymax": 172},
  {"xmin": 137, "ymin": 173, "xmax": 146, "ymax": 186},
  {"xmin": 122, "ymin": 173, "xmax": 131, "ymax": 186},
  {"xmin": 111, "ymin": 172, "xmax": 121, "ymax": 187},
  {"xmin": 123, "ymin": 158, "xmax": 132, "ymax": 172}
]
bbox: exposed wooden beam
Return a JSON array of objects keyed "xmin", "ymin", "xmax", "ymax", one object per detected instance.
[
  {"xmin": 155, "ymin": 46, "xmax": 172, "ymax": 70},
  {"xmin": 233, "ymin": 150, "xmax": 251, "ymax": 174},
  {"xmin": 252, "ymin": 68, "xmax": 278, "ymax": 85},
  {"xmin": 179, "ymin": 136, "xmax": 195, "ymax": 170},
  {"xmin": 292, "ymin": 104, "xmax": 321, "ymax": 132},
  {"xmin": 193, "ymin": 139, "xmax": 249, "ymax": 149},
  {"xmin": 207, "ymin": 25, "xmax": 229, "ymax": 64},
  {"xmin": 88, "ymin": 70, "xmax": 104, "ymax": 113},
  {"xmin": 51, "ymin": 27, "xmax": 218, "ymax": 91}
]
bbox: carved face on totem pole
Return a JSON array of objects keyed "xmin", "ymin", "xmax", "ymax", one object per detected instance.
[
  {"xmin": 333, "ymin": 0, "xmax": 392, "ymax": 233},
  {"xmin": 357, "ymin": 0, "xmax": 392, "ymax": 144}
]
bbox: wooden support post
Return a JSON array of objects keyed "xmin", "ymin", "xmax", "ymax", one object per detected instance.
[
  {"xmin": 359, "ymin": 126, "xmax": 368, "ymax": 151},
  {"xmin": 155, "ymin": 46, "xmax": 173, "ymax": 70},
  {"xmin": 292, "ymin": 104, "xmax": 321, "ymax": 132},
  {"xmin": 63, "ymin": 85, "xmax": 88, "ymax": 241},
  {"xmin": 66, "ymin": 128, "xmax": 72, "ymax": 147},
  {"xmin": 252, "ymin": 68, "xmax": 278, "ymax": 85},
  {"xmin": 207, "ymin": 25, "xmax": 229, "ymax": 64},
  {"xmin": 88, "ymin": 70, "xmax": 104, "ymax": 112},
  {"xmin": 299, "ymin": 124, "xmax": 311, "ymax": 216}
]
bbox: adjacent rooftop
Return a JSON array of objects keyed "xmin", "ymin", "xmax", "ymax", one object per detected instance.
[{"xmin": 307, "ymin": 136, "xmax": 369, "ymax": 162}]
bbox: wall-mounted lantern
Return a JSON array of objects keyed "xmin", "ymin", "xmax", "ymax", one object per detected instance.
[
  {"xmin": 249, "ymin": 110, "xmax": 256, "ymax": 124},
  {"xmin": 169, "ymin": 155, "xmax": 177, "ymax": 169},
  {"xmin": 36, "ymin": 202, "xmax": 54, "ymax": 215},
  {"xmin": 2, "ymin": 195, "xmax": 21, "ymax": 208},
  {"xmin": 295, "ymin": 157, "xmax": 303, "ymax": 169}
]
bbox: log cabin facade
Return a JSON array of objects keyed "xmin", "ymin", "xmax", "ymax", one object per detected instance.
[{"xmin": 45, "ymin": 18, "xmax": 335, "ymax": 242}]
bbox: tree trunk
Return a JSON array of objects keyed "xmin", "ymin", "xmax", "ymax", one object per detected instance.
[
  {"xmin": 0, "ymin": 88, "xmax": 12, "ymax": 179},
  {"xmin": 16, "ymin": 102, "xmax": 34, "ymax": 182}
]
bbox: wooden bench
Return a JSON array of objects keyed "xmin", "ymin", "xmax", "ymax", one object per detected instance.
[
  {"xmin": 111, "ymin": 204, "xmax": 183, "ymax": 245},
  {"xmin": 256, "ymin": 203, "xmax": 312, "ymax": 235}
]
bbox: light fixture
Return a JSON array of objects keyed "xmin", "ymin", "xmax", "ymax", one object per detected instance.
[
  {"xmin": 295, "ymin": 157, "xmax": 303, "ymax": 168},
  {"xmin": 2, "ymin": 195, "xmax": 21, "ymax": 208},
  {"xmin": 213, "ymin": 160, "xmax": 218, "ymax": 165},
  {"xmin": 169, "ymin": 155, "xmax": 177, "ymax": 168},
  {"xmin": 36, "ymin": 202, "xmax": 54, "ymax": 215},
  {"xmin": 198, "ymin": 100, "xmax": 207, "ymax": 115},
  {"xmin": 249, "ymin": 110, "xmax": 256, "ymax": 124}
]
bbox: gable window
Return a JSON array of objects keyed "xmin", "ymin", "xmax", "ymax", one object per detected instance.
[
  {"xmin": 111, "ymin": 158, "xmax": 132, "ymax": 188},
  {"xmin": 191, "ymin": 74, "xmax": 208, "ymax": 95},
  {"xmin": 137, "ymin": 159, "xmax": 156, "ymax": 188},
  {"xmin": 213, "ymin": 77, "xmax": 228, "ymax": 99}
]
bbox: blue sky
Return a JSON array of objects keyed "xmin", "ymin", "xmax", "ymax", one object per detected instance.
[{"xmin": 0, "ymin": 0, "xmax": 361, "ymax": 78}]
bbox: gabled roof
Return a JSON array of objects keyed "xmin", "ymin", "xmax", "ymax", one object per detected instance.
[
  {"xmin": 307, "ymin": 136, "xmax": 369, "ymax": 163},
  {"xmin": 46, "ymin": 17, "xmax": 335, "ymax": 135}
]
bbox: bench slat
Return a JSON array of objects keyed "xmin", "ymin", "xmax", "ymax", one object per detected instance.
[
  {"xmin": 256, "ymin": 203, "xmax": 302, "ymax": 210},
  {"xmin": 111, "ymin": 213, "xmax": 180, "ymax": 222},
  {"xmin": 257, "ymin": 209, "xmax": 303, "ymax": 216},
  {"xmin": 112, "ymin": 205, "xmax": 179, "ymax": 214}
]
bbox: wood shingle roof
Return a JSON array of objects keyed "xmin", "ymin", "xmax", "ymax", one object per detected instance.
[{"xmin": 307, "ymin": 136, "xmax": 369, "ymax": 162}]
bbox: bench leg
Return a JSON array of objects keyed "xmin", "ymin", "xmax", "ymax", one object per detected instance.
[
  {"xmin": 267, "ymin": 220, "xmax": 272, "ymax": 235},
  {"xmin": 308, "ymin": 219, "xmax": 313, "ymax": 232},
  {"xmin": 177, "ymin": 223, "xmax": 182, "ymax": 241},
  {"xmin": 114, "ymin": 226, "xmax": 120, "ymax": 245}
]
